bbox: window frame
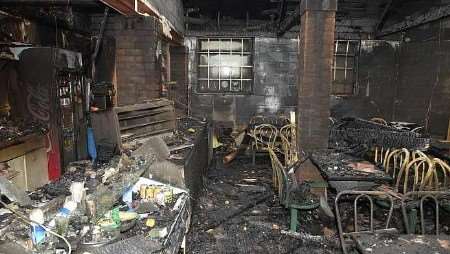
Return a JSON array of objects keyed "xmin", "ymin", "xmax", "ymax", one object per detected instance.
[
  {"xmin": 332, "ymin": 40, "xmax": 360, "ymax": 96},
  {"xmin": 196, "ymin": 37, "xmax": 254, "ymax": 94}
]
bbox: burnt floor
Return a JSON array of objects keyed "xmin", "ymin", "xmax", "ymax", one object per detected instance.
[{"xmin": 187, "ymin": 156, "xmax": 340, "ymax": 254}]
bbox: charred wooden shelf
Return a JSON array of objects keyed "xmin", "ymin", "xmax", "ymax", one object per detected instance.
[
  {"xmin": 115, "ymin": 99, "xmax": 176, "ymax": 140},
  {"xmin": 0, "ymin": 134, "xmax": 46, "ymax": 162}
]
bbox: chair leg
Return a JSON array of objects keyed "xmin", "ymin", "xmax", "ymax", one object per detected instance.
[
  {"xmin": 407, "ymin": 208, "xmax": 418, "ymax": 234},
  {"xmin": 252, "ymin": 149, "xmax": 256, "ymax": 166},
  {"xmin": 290, "ymin": 208, "xmax": 298, "ymax": 232}
]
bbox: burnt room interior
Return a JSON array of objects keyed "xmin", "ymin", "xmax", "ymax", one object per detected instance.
[{"xmin": 1, "ymin": 0, "xmax": 450, "ymax": 253}]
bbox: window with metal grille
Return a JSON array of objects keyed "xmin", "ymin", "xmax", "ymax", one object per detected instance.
[
  {"xmin": 197, "ymin": 38, "xmax": 253, "ymax": 93},
  {"xmin": 332, "ymin": 40, "xmax": 359, "ymax": 95}
]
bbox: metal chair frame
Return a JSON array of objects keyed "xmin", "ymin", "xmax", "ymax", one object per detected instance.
[
  {"xmin": 401, "ymin": 191, "xmax": 450, "ymax": 235},
  {"xmin": 335, "ymin": 190, "xmax": 396, "ymax": 254},
  {"xmin": 249, "ymin": 124, "xmax": 278, "ymax": 165}
]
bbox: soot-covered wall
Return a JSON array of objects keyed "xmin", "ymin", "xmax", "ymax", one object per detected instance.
[
  {"xmin": 331, "ymin": 41, "xmax": 399, "ymax": 121},
  {"xmin": 185, "ymin": 37, "xmax": 297, "ymax": 129},
  {"xmin": 332, "ymin": 37, "xmax": 450, "ymax": 138}
]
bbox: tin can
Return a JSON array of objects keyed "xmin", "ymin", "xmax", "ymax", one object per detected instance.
[
  {"xmin": 164, "ymin": 189, "xmax": 173, "ymax": 204},
  {"xmin": 146, "ymin": 186, "xmax": 155, "ymax": 200},
  {"xmin": 153, "ymin": 187, "xmax": 161, "ymax": 198},
  {"xmin": 140, "ymin": 184, "xmax": 148, "ymax": 199}
]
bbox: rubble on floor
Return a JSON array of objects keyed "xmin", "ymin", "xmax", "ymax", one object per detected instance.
[{"xmin": 187, "ymin": 157, "xmax": 340, "ymax": 254}]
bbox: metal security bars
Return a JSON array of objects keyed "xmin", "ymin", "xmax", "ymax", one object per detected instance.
[
  {"xmin": 332, "ymin": 40, "xmax": 360, "ymax": 95},
  {"xmin": 197, "ymin": 38, "xmax": 254, "ymax": 93}
]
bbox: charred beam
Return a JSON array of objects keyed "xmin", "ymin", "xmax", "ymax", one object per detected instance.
[
  {"xmin": 0, "ymin": 0, "xmax": 100, "ymax": 6},
  {"xmin": 0, "ymin": 8, "xmax": 91, "ymax": 35},
  {"xmin": 377, "ymin": 4, "xmax": 450, "ymax": 37},
  {"xmin": 277, "ymin": 3, "xmax": 300, "ymax": 37},
  {"xmin": 277, "ymin": 0, "xmax": 287, "ymax": 30},
  {"xmin": 374, "ymin": 0, "xmax": 393, "ymax": 33}
]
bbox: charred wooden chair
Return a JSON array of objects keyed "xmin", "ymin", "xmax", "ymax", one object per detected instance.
[
  {"xmin": 279, "ymin": 124, "xmax": 298, "ymax": 167},
  {"xmin": 249, "ymin": 124, "xmax": 278, "ymax": 165},
  {"xmin": 268, "ymin": 148, "xmax": 319, "ymax": 232},
  {"xmin": 395, "ymin": 155, "xmax": 436, "ymax": 193},
  {"xmin": 384, "ymin": 148, "xmax": 411, "ymax": 179},
  {"xmin": 335, "ymin": 191, "xmax": 397, "ymax": 254}
]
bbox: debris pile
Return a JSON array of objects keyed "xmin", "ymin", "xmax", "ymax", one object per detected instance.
[
  {"xmin": 0, "ymin": 118, "xmax": 47, "ymax": 147},
  {"xmin": 330, "ymin": 117, "xmax": 430, "ymax": 151},
  {"xmin": 0, "ymin": 136, "xmax": 190, "ymax": 254}
]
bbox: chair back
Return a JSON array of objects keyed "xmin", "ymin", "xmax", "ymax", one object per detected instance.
[
  {"xmin": 335, "ymin": 191, "xmax": 396, "ymax": 254},
  {"xmin": 401, "ymin": 191, "xmax": 450, "ymax": 235},
  {"xmin": 279, "ymin": 124, "xmax": 298, "ymax": 167},
  {"xmin": 384, "ymin": 148, "xmax": 410, "ymax": 178},
  {"xmin": 395, "ymin": 156, "xmax": 435, "ymax": 193},
  {"xmin": 253, "ymin": 124, "xmax": 278, "ymax": 150},
  {"xmin": 268, "ymin": 148, "xmax": 290, "ymax": 205}
]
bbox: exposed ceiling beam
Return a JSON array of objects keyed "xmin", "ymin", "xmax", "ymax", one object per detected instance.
[
  {"xmin": 377, "ymin": 4, "xmax": 450, "ymax": 37},
  {"xmin": 277, "ymin": 0, "xmax": 288, "ymax": 29},
  {"xmin": 100, "ymin": 0, "xmax": 183, "ymax": 43},
  {"xmin": 0, "ymin": 0, "xmax": 100, "ymax": 6},
  {"xmin": 277, "ymin": 3, "xmax": 300, "ymax": 37},
  {"xmin": 374, "ymin": 0, "xmax": 393, "ymax": 33}
]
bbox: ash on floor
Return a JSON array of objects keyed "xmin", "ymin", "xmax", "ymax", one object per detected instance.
[{"xmin": 187, "ymin": 157, "xmax": 340, "ymax": 254}]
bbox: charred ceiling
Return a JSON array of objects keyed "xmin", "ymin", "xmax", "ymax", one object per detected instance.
[{"xmin": 184, "ymin": 0, "xmax": 450, "ymax": 38}]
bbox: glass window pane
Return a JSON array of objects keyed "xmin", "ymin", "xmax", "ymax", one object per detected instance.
[
  {"xmin": 348, "ymin": 42, "xmax": 358, "ymax": 55},
  {"xmin": 231, "ymin": 80, "xmax": 241, "ymax": 92},
  {"xmin": 231, "ymin": 67, "xmax": 240, "ymax": 79},
  {"xmin": 208, "ymin": 40, "xmax": 221, "ymax": 51},
  {"xmin": 209, "ymin": 54, "xmax": 220, "ymax": 66},
  {"xmin": 336, "ymin": 42, "xmax": 348, "ymax": 54},
  {"xmin": 210, "ymin": 67, "xmax": 219, "ymax": 79},
  {"xmin": 220, "ymin": 39, "xmax": 231, "ymax": 52},
  {"xmin": 335, "ymin": 56, "xmax": 346, "ymax": 67},
  {"xmin": 199, "ymin": 80, "xmax": 208, "ymax": 91},
  {"xmin": 230, "ymin": 39, "xmax": 242, "ymax": 52},
  {"xmin": 241, "ymin": 55, "xmax": 252, "ymax": 66},
  {"xmin": 220, "ymin": 66, "xmax": 231, "ymax": 79},
  {"xmin": 220, "ymin": 55, "xmax": 241, "ymax": 67},
  {"xmin": 220, "ymin": 80, "xmax": 230, "ymax": 91},
  {"xmin": 334, "ymin": 69, "xmax": 346, "ymax": 82},
  {"xmin": 199, "ymin": 67, "xmax": 208, "ymax": 78},
  {"xmin": 210, "ymin": 81, "xmax": 219, "ymax": 91},
  {"xmin": 199, "ymin": 54, "xmax": 208, "ymax": 65},
  {"xmin": 199, "ymin": 40, "xmax": 208, "ymax": 51},
  {"xmin": 243, "ymin": 39, "xmax": 252, "ymax": 52}
]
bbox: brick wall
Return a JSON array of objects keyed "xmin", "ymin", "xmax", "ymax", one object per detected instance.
[
  {"xmin": 170, "ymin": 45, "xmax": 188, "ymax": 115},
  {"xmin": 91, "ymin": 15, "xmax": 162, "ymax": 106}
]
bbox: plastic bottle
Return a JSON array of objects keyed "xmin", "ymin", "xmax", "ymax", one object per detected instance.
[{"xmin": 48, "ymin": 200, "xmax": 77, "ymax": 228}]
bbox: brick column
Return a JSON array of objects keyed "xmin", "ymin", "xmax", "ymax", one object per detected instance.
[{"xmin": 297, "ymin": 0, "xmax": 336, "ymax": 152}]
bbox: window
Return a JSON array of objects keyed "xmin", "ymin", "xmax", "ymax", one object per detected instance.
[
  {"xmin": 197, "ymin": 38, "xmax": 253, "ymax": 93},
  {"xmin": 332, "ymin": 40, "xmax": 359, "ymax": 95}
]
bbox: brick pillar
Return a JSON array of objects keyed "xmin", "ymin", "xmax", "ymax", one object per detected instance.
[{"xmin": 297, "ymin": 0, "xmax": 336, "ymax": 152}]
